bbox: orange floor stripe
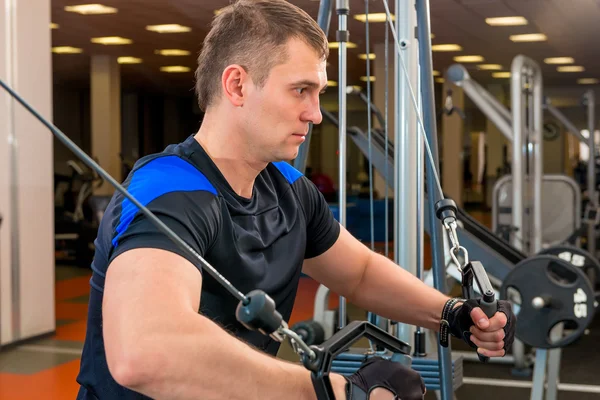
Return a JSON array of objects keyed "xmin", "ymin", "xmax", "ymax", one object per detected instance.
[
  {"xmin": 55, "ymin": 276, "xmax": 92, "ymax": 302},
  {"xmin": 53, "ymin": 321, "xmax": 88, "ymax": 342},
  {"xmin": 0, "ymin": 359, "xmax": 81, "ymax": 400},
  {"xmin": 55, "ymin": 302, "xmax": 89, "ymax": 321}
]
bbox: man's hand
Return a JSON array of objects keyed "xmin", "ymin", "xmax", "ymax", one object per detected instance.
[
  {"xmin": 448, "ymin": 299, "xmax": 516, "ymax": 358},
  {"xmin": 332, "ymin": 372, "xmax": 398, "ymax": 399},
  {"xmin": 336, "ymin": 357, "xmax": 425, "ymax": 399},
  {"xmin": 469, "ymin": 306, "xmax": 509, "ymax": 357}
]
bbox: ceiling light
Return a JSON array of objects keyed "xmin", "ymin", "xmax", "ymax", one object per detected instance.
[
  {"xmin": 328, "ymin": 42, "xmax": 357, "ymax": 49},
  {"xmin": 50, "ymin": 23, "xmax": 59, "ymax": 29},
  {"xmin": 64, "ymin": 4, "xmax": 117, "ymax": 15},
  {"xmin": 155, "ymin": 49, "xmax": 191, "ymax": 56},
  {"xmin": 477, "ymin": 64, "xmax": 503, "ymax": 70},
  {"xmin": 433, "ymin": 70, "xmax": 440, "ymax": 76},
  {"xmin": 91, "ymin": 36, "xmax": 132, "ymax": 45},
  {"xmin": 492, "ymin": 72, "xmax": 511, "ymax": 78},
  {"xmin": 360, "ymin": 76, "xmax": 375, "ymax": 82},
  {"xmin": 485, "ymin": 16, "xmax": 528, "ymax": 26},
  {"xmin": 52, "ymin": 46, "xmax": 83, "ymax": 54},
  {"xmin": 544, "ymin": 57, "xmax": 575, "ymax": 64},
  {"xmin": 435, "ymin": 78, "xmax": 445, "ymax": 83},
  {"xmin": 509, "ymin": 33, "xmax": 547, "ymax": 42},
  {"xmin": 431, "ymin": 33, "xmax": 435, "ymax": 39},
  {"xmin": 214, "ymin": 8, "xmax": 226, "ymax": 15},
  {"xmin": 454, "ymin": 55, "xmax": 484, "ymax": 63},
  {"xmin": 358, "ymin": 53, "xmax": 376, "ymax": 60},
  {"xmin": 354, "ymin": 13, "xmax": 395, "ymax": 22},
  {"xmin": 558, "ymin": 65, "xmax": 585, "ymax": 72},
  {"xmin": 118, "ymin": 57, "xmax": 143, "ymax": 64},
  {"xmin": 327, "ymin": 80, "xmax": 338, "ymax": 87},
  {"xmin": 431, "ymin": 44, "xmax": 462, "ymax": 52},
  {"xmin": 349, "ymin": 85, "xmax": 362, "ymax": 91},
  {"xmin": 160, "ymin": 66, "xmax": 191, "ymax": 73},
  {"xmin": 578, "ymin": 78, "xmax": 599, "ymax": 85},
  {"xmin": 146, "ymin": 24, "xmax": 191, "ymax": 33}
]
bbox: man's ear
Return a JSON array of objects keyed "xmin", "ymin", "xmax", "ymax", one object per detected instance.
[{"xmin": 221, "ymin": 65, "xmax": 249, "ymax": 107}]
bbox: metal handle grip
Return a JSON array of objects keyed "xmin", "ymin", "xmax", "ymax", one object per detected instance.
[{"xmin": 477, "ymin": 297, "xmax": 498, "ymax": 363}]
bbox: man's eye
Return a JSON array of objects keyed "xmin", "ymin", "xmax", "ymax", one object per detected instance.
[{"xmin": 296, "ymin": 88, "xmax": 306, "ymax": 95}]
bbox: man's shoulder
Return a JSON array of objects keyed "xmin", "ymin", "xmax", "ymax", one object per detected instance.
[{"xmin": 128, "ymin": 154, "xmax": 218, "ymax": 199}]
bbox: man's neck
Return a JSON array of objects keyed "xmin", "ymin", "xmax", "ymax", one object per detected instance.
[{"xmin": 194, "ymin": 109, "xmax": 266, "ymax": 199}]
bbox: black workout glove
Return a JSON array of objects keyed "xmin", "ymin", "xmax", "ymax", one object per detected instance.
[
  {"xmin": 444, "ymin": 298, "xmax": 516, "ymax": 356},
  {"xmin": 344, "ymin": 357, "xmax": 425, "ymax": 400}
]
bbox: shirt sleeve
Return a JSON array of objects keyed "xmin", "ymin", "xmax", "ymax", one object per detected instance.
[
  {"xmin": 293, "ymin": 176, "xmax": 341, "ymax": 259},
  {"xmin": 108, "ymin": 190, "xmax": 221, "ymax": 274}
]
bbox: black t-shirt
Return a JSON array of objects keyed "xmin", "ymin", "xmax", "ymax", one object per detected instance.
[{"xmin": 76, "ymin": 135, "xmax": 340, "ymax": 399}]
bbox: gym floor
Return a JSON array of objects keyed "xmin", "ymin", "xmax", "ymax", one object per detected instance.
[{"xmin": 1, "ymin": 212, "xmax": 599, "ymax": 399}]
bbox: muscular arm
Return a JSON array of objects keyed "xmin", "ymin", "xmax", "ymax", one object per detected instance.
[
  {"xmin": 303, "ymin": 226, "xmax": 449, "ymax": 331},
  {"xmin": 103, "ymin": 248, "xmax": 326, "ymax": 400}
]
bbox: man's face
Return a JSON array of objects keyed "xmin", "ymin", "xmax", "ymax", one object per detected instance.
[{"xmin": 241, "ymin": 38, "xmax": 327, "ymax": 162}]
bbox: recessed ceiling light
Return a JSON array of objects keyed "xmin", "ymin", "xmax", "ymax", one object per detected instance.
[
  {"xmin": 544, "ymin": 57, "xmax": 575, "ymax": 64},
  {"xmin": 327, "ymin": 80, "xmax": 338, "ymax": 87},
  {"xmin": 509, "ymin": 33, "xmax": 547, "ymax": 42},
  {"xmin": 432, "ymin": 70, "xmax": 440, "ymax": 76},
  {"xmin": 435, "ymin": 78, "xmax": 445, "ymax": 83},
  {"xmin": 492, "ymin": 72, "xmax": 511, "ymax": 78},
  {"xmin": 578, "ymin": 78, "xmax": 599, "ymax": 85},
  {"xmin": 146, "ymin": 24, "xmax": 191, "ymax": 33},
  {"xmin": 214, "ymin": 8, "xmax": 226, "ymax": 15},
  {"xmin": 558, "ymin": 65, "xmax": 585, "ymax": 72},
  {"xmin": 50, "ymin": 23, "xmax": 59, "ymax": 29},
  {"xmin": 477, "ymin": 64, "xmax": 503, "ymax": 70},
  {"xmin": 454, "ymin": 55, "xmax": 485, "ymax": 63},
  {"xmin": 91, "ymin": 36, "xmax": 132, "ymax": 45},
  {"xmin": 485, "ymin": 16, "xmax": 528, "ymax": 26},
  {"xmin": 328, "ymin": 42, "xmax": 358, "ymax": 49},
  {"xmin": 354, "ymin": 13, "xmax": 395, "ymax": 22},
  {"xmin": 160, "ymin": 66, "xmax": 191, "ymax": 73},
  {"xmin": 52, "ymin": 46, "xmax": 83, "ymax": 54},
  {"xmin": 358, "ymin": 53, "xmax": 376, "ymax": 60},
  {"xmin": 360, "ymin": 76, "xmax": 376, "ymax": 82},
  {"xmin": 118, "ymin": 57, "xmax": 143, "ymax": 64},
  {"xmin": 154, "ymin": 49, "xmax": 191, "ymax": 56},
  {"xmin": 431, "ymin": 44, "xmax": 462, "ymax": 52},
  {"xmin": 349, "ymin": 85, "xmax": 362, "ymax": 91},
  {"xmin": 64, "ymin": 4, "xmax": 117, "ymax": 15}
]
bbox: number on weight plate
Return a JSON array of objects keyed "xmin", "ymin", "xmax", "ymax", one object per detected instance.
[
  {"xmin": 574, "ymin": 288, "xmax": 588, "ymax": 303},
  {"xmin": 574, "ymin": 303, "xmax": 588, "ymax": 318},
  {"xmin": 558, "ymin": 251, "xmax": 586, "ymax": 267},
  {"xmin": 572, "ymin": 255, "xmax": 585, "ymax": 267}
]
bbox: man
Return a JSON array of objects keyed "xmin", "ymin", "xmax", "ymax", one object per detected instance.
[{"xmin": 76, "ymin": 1, "xmax": 515, "ymax": 399}]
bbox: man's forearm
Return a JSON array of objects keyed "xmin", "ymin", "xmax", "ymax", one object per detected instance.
[
  {"xmin": 347, "ymin": 252, "xmax": 449, "ymax": 331},
  {"xmin": 115, "ymin": 312, "xmax": 317, "ymax": 400}
]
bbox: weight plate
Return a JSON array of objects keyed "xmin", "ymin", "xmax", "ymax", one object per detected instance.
[
  {"xmin": 538, "ymin": 244, "xmax": 600, "ymax": 287},
  {"xmin": 500, "ymin": 255, "xmax": 595, "ymax": 349}
]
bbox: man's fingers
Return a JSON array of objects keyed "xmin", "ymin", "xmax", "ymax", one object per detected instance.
[
  {"xmin": 469, "ymin": 307, "xmax": 490, "ymax": 329},
  {"xmin": 486, "ymin": 311, "xmax": 508, "ymax": 331},
  {"xmin": 470, "ymin": 308, "xmax": 507, "ymax": 331},
  {"xmin": 470, "ymin": 326, "xmax": 505, "ymax": 342},
  {"xmin": 470, "ymin": 336, "xmax": 505, "ymax": 351},
  {"xmin": 477, "ymin": 347, "xmax": 506, "ymax": 358}
]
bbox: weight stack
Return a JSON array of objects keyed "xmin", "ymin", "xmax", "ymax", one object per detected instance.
[{"xmin": 330, "ymin": 349, "xmax": 464, "ymax": 392}]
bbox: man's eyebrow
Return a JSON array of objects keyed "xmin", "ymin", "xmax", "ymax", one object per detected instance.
[{"xmin": 293, "ymin": 80, "xmax": 328, "ymax": 92}]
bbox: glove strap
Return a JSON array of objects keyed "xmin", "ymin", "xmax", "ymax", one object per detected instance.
[{"xmin": 439, "ymin": 298, "xmax": 463, "ymax": 347}]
